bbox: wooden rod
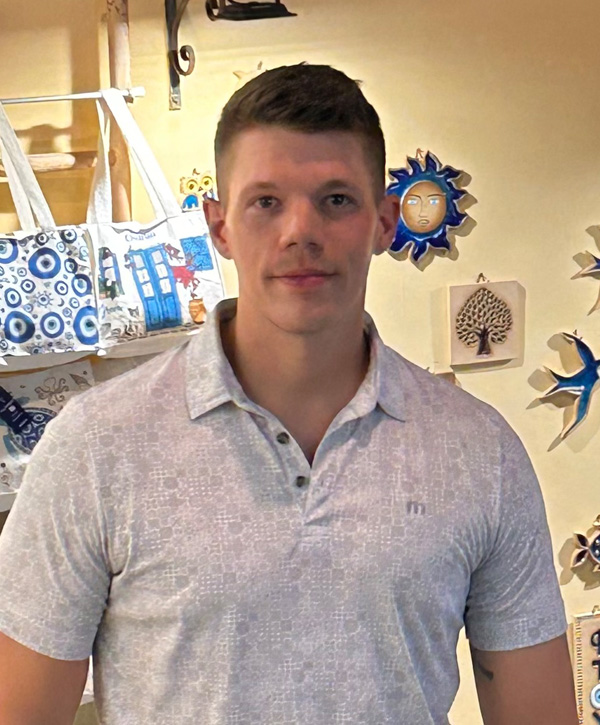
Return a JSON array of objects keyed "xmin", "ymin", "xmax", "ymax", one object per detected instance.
[
  {"xmin": 0, "ymin": 87, "xmax": 145, "ymax": 106},
  {"xmin": 0, "ymin": 151, "xmax": 97, "ymax": 178},
  {"xmin": 107, "ymin": 0, "xmax": 132, "ymax": 222}
]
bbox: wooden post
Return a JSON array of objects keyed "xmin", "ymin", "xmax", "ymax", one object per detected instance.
[{"xmin": 106, "ymin": 0, "xmax": 132, "ymax": 222}]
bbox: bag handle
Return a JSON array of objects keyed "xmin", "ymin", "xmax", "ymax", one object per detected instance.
[
  {"xmin": 1, "ymin": 139, "xmax": 36, "ymax": 232},
  {"xmin": 87, "ymin": 98, "xmax": 166, "ymax": 224},
  {"xmin": 86, "ymin": 89, "xmax": 181, "ymax": 224},
  {"xmin": 0, "ymin": 103, "xmax": 56, "ymax": 232}
]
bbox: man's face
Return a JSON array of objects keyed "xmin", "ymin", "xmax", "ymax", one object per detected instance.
[{"xmin": 205, "ymin": 126, "xmax": 399, "ymax": 335}]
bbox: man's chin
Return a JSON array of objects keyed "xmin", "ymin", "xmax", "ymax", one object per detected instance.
[{"xmin": 266, "ymin": 308, "xmax": 336, "ymax": 336}]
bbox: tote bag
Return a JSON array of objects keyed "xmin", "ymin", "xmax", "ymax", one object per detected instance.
[
  {"xmin": 0, "ymin": 104, "xmax": 99, "ymax": 367},
  {"xmin": 0, "ymin": 359, "xmax": 94, "ymax": 491},
  {"xmin": 86, "ymin": 89, "xmax": 224, "ymax": 356}
]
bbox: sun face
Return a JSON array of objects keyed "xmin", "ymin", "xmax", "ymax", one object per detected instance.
[{"xmin": 386, "ymin": 151, "xmax": 468, "ymax": 263}]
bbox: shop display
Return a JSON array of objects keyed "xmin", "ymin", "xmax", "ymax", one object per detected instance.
[
  {"xmin": 386, "ymin": 150, "xmax": 470, "ymax": 264},
  {"xmin": 0, "ymin": 360, "xmax": 94, "ymax": 491},
  {"xmin": 539, "ymin": 332, "xmax": 600, "ymax": 439},
  {"xmin": 571, "ymin": 607, "xmax": 600, "ymax": 724},
  {"xmin": 86, "ymin": 89, "xmax": 224, "ymax": 352},
  {"xmin": 449, "ymin": 280, "xmax": 524, "ymax": 365},
  {"xmin": 0, "ymin": 103, "xmax": 98, "ymax": 360}
]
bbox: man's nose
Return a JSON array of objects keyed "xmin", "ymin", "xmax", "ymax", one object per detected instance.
[{"xmin": 278, "ymin": 200, "xmax": 323, "ymax": 249}]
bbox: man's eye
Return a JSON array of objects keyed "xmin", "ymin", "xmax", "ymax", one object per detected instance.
[
  {"xmin": 255, "ymin": 196, "xmax": 277, "ymax": 209},
  {"xmin": 327, "ymin": 194, "xmax": 352, "ymax": 207}
]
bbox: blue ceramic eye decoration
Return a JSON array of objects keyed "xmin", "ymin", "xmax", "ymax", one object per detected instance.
[
  {"xmin": 386, "ymin": 151, "xmax": 468, "ymax": 264},
  {"xmin": 539, "ymin": 332, "xmax": 600, "ymax": 439}
]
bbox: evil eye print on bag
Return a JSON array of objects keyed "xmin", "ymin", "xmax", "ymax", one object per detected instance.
[
  {"xmin": 71, "ymin": 273, "xmax": 92, "ymax": 297},
  {"xmin": 0, "ymin": 238, "xmax": 18, "ymax": 264},
  {"xmin": 40, "ymin": 312, "xmax": 65, "ymax": 339},
  {"xmin": 4, "ymin": 288, "xmax": 22, "ymax": 309},
  {"xmin": 73, "ymin": 306, "xmax": 99, "ymax": 345},
  {"xmin": 3, "ymin": 311, "xmax": 35, "ymax": 344},
  {"xmin": 28, "ymin": 247, "xmax": 61, "ymax": 279}
]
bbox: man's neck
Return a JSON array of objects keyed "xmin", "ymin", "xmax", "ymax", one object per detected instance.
[{"xmin": 220, "ymin": 307, "xmax": 369, "ymax": 463}]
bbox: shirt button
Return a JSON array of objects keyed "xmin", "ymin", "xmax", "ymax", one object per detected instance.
[
  {"xmin": 276, "ymin": 432, "xmax": 290, "ymax": 445},
  {"xmin": 295, "ymin": 475, "xmax": 309, "ymax": 489}
]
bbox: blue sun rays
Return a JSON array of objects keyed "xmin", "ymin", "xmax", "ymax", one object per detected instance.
[{"xmin": 386, "ymin": 152, "xmax": 468, "ymax": 263}]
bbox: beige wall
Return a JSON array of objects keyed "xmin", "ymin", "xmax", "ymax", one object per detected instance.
[{"xmin": 2, "ymin": 1, "xmax": 600, "ymax": 721}]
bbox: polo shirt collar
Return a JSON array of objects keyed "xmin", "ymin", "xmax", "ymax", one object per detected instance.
[{"xmin": 185, "ymin": 298, "xmax": 406, "ymax": 423}]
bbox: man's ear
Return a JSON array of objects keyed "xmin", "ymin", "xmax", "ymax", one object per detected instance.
[
  {"xmin": 374, "ymin": 193, "xmax": 400, "ymax": 256},
  {"xmin": 203, "ymin": 198, "xmax": 231, "ymax": 260}
]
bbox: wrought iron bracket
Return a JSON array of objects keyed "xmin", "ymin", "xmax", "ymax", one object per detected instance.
[
  {"xmin": 165, "ymin": 0, "xmax": 296, "ymax": 109},
  {"xmin": 165, "ymin": 0, "xmax": 195, "ymax": 110}
]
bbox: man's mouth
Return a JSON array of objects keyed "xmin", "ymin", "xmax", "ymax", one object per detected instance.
[{"xmin": 271, "ymin": 269, "xmax": 335, "ymax": 287}]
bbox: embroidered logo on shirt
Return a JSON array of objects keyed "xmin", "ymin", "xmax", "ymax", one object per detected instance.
[{"xmin": 406, "ymin": 500, "xmax": 426, "ymax": 516}]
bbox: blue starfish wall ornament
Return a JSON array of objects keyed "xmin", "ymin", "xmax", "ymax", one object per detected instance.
[
  {"xmin": 539, "ymin": 332, "xmax": 600, "ymax": 439},
  {"xmin": 386, "ymin": 150, "xmax": 469, "ymax": 264},
  {"xmin": 573, "ymin": 251, "xmax": 600, "ymax": 314}
]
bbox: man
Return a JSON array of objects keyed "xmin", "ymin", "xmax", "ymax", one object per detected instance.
[{"xmin": 0, "ymin": 64, "xmax": 576, "ymax": 724}]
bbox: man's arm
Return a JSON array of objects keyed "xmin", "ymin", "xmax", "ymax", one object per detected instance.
[
  {"xmin": 0, "ymin": 631, "xmax": 88, "ymax": 725},
  {"xmin": 471, "ymin": 634, "xmax": 577, "ymax": 725}
]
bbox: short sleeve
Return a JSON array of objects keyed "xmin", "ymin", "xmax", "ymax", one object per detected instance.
[
  {"xmin": 464, "ymin": 424, "xmax": 567, "ymax": 651},
  {"xmin": 0, "ymin": 397, "xmax": 110, "ymax": 660}
]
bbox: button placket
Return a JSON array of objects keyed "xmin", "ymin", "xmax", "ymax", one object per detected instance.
[
  {"xmin": 295, "ymin": 475, "xmax": 309, "ymax": 489},
  {"xmin": 267, "ymin": 424, "xmax": 309, "ymax": 495}
]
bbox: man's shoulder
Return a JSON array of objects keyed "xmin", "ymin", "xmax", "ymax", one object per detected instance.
[
  {"xmin": 381, "ymin": 343, "xmax": 507, "ymax": 434},
  {"xmin": 62, "ymin": 340, "xmax": 190, "ymax": 426}
]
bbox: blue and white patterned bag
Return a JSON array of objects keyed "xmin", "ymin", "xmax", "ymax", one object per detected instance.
[{"xmin": 0, "ymin": 103, "xmax": 98, "ymax": 362}]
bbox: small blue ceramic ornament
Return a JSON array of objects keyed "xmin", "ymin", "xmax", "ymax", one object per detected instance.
[
  {"xmin": 386, "ymin": 150, "xmax": 469, "ymax": 264},
  {"xmin": 539, "ymin": 332, "xmax": 600, "ymax": 439},
  {"xmin": 573, "ymin": 515, "xmax": 600, "ymax": 572}
]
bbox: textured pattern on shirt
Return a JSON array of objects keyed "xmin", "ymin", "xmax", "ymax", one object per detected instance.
[{"xmin": 0, "ymin": 299, "xmax": 566, "ymax": 724}]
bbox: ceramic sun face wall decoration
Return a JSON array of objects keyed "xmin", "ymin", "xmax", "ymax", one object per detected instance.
[
  {"xmin": 386, "ymin": 151, "xmax": 471, "ymax": 265},
  {"xmin": 449, "ymin": 280, "xmax": 525, "ymax": 366}
]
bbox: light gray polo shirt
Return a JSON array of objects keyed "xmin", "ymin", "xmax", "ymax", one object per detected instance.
[{"xmin": 0, "ymin": 299, "xmax": 566, "ymax": 724}]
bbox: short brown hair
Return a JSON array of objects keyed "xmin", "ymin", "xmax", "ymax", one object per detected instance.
[{"xmin": 214, "ymin": 63, "xmax": 386, "ymax": 198}]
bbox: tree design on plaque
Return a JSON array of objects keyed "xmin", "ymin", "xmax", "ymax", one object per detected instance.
[{"xmin": 455, "ymin": 288, "xmax": 513, "ymax": 357}]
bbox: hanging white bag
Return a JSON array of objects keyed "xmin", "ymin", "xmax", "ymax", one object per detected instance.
[
  {"xmin": 86, "ymin": 89, "xmax": 224, "ymax": 356},
  {"xmin": 0, "ymin": 359, "xmax": 95, "ymax": 492},
  {"xmin": 0, "ymin": 103, "xmax": 99, "ymax": 368}
]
